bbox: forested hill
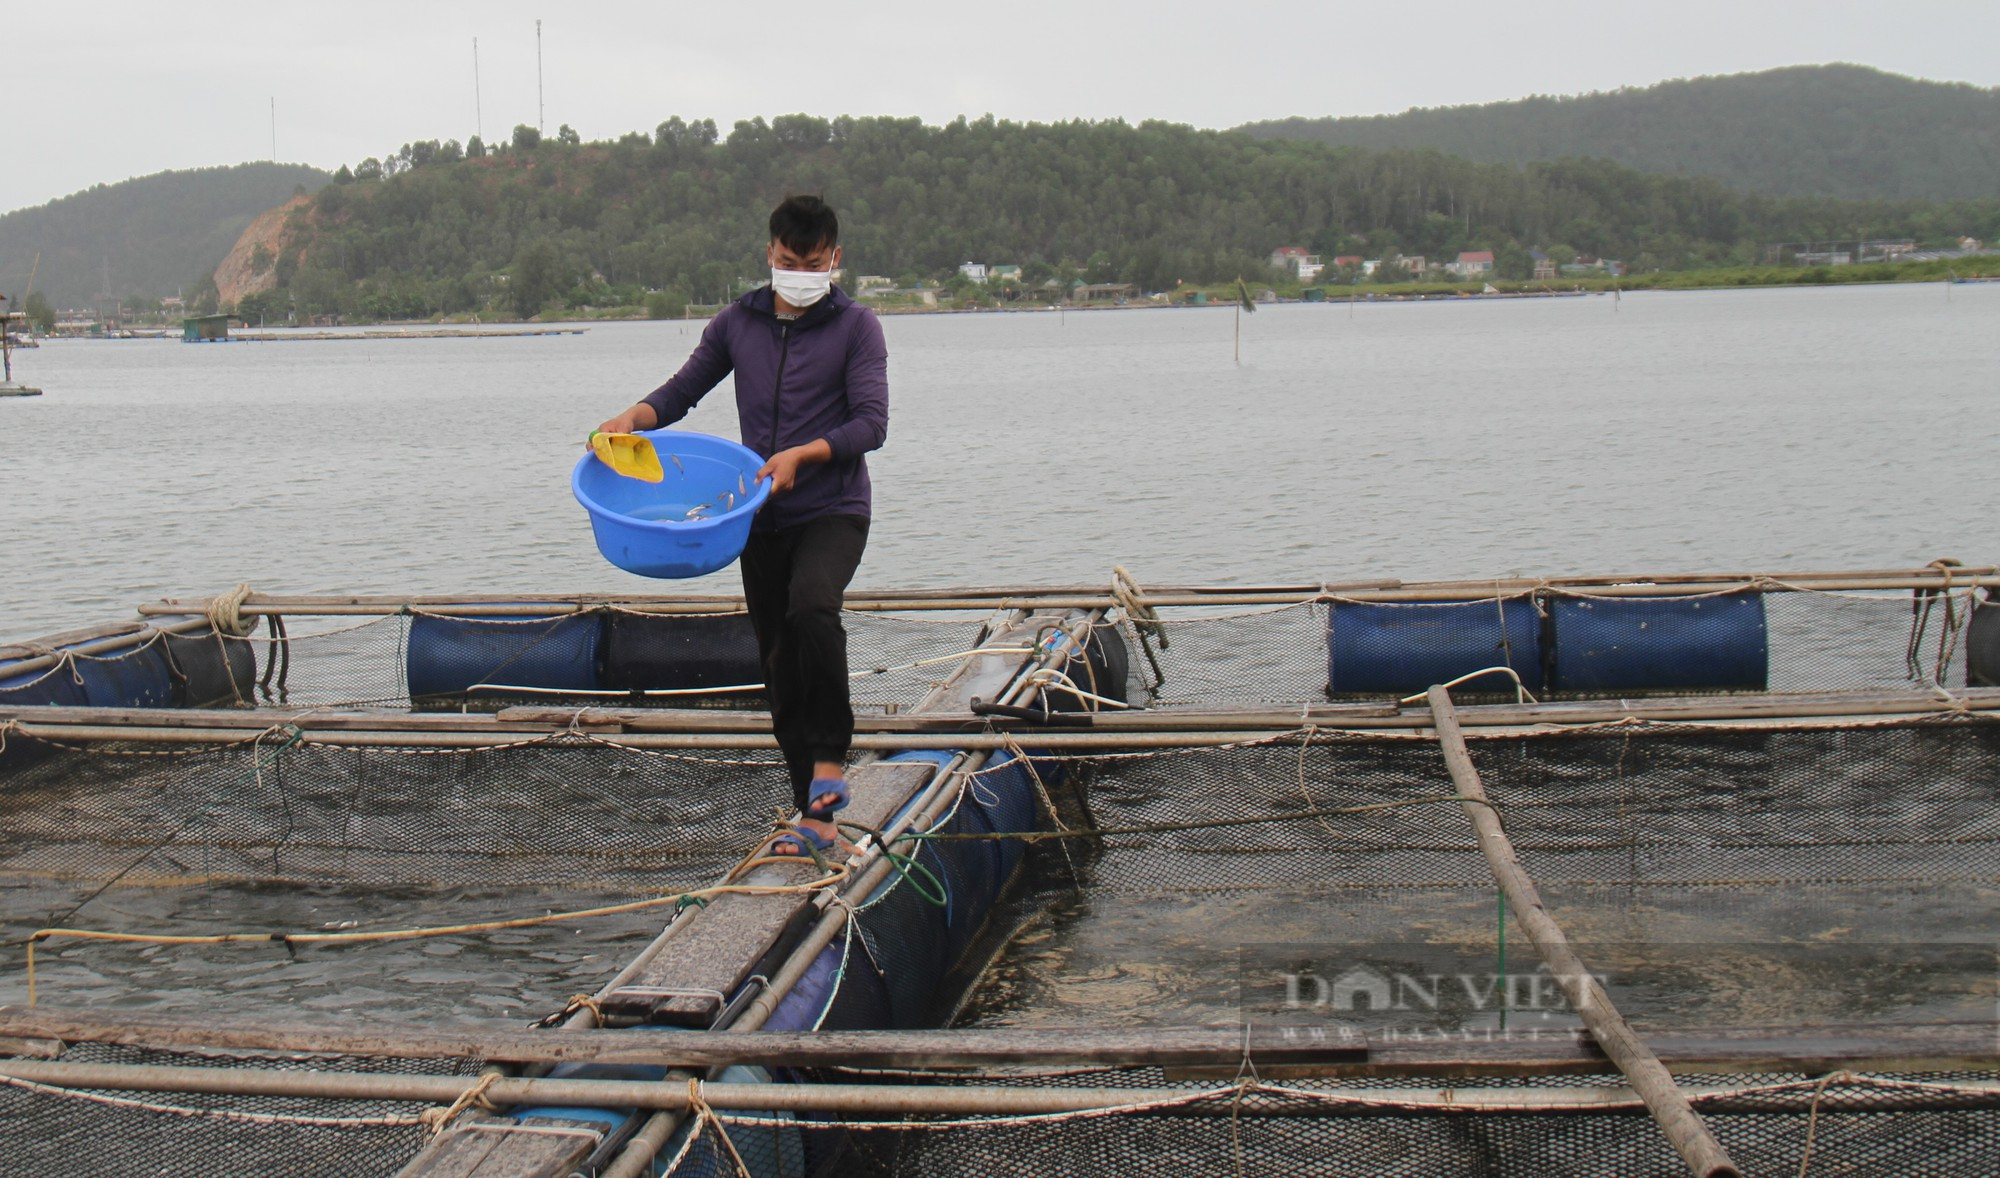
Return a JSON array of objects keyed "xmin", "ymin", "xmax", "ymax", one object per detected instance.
[
  {"xmin": 0, "ymin": 162, "xmax": 330, "ymax": 306},
  {"xmin": 1240, "ymin": 65, "xmax": 2000, "ymax": 202},
  {"xmin": 238, "ymin": 115, "xmax": 2000, "ymax": 321}
]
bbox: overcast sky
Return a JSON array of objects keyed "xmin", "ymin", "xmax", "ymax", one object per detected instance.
[{"xmin": 7, "ymin": 0, "xmax": 1997, "ymax": 214}]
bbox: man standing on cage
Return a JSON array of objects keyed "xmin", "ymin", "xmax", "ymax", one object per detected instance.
[{"xmin": 595, "ymin": 195, "xmax": 888, "ymax": 859}]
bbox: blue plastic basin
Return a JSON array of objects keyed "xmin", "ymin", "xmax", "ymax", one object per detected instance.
[{"xmin": 572, "ymin": 430, "xmax": 772, "ymax": 579}]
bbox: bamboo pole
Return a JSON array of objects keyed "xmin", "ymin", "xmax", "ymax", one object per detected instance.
[
  {"xmin": 7, "ymin": 1007, "xmax": 1992, "ymax": 1078},
  {"xmin": 11, "ymin": 688, "xmax": 1998, "ymax": 752},
  {"xmin": 0, "ymin": 1059, "xmax": 1992, "ymax": 1118},
  {"xmin": 1427, "ymin": 686, "xmax": 1739, "ymax": 1178},
  {"xmin": 127, "ymin": 568, "xmax": 2000, "ymax": 619},
  {"xmin": 0, "ymin": 617, "xmax": 214, "ymax": 676}
]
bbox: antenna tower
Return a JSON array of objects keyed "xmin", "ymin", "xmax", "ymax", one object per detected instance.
[
  {"xmin": 269, "ymin": 97, "xmax": 276, "ymax": 161},
  {"xmin": 536, "ymin": 20, "xmax": 544, "ymax": 132},
  {"xmin": 473, "ymin": 38, "xmax": 483, "ymax": 141}
]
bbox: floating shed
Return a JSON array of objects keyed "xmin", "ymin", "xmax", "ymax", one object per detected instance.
[
  {"xmin": 0, "ymin": 566, "xmax": 1998, "ymax": 1176},
  {"xmin": 181, "ymin": 314, "xmax": 235, "ymax": 342}
]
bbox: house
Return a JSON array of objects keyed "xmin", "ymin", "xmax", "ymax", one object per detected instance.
[
  {"xmin": 989, "ymin": 264, "xmax": 1022, "ymax": 284},
  {"xmin": 1333, "ymin": 255, "xmax": 1362, "ymax": 270},
  {"xmin": 957, "ymin": 262, "xmax": 988, "ymax": 282},
  {"xmin": 1398, "ymin": 255, "xmax": 1427, "ymax": 278},
  {"xmin": 1360, "ymin": 259, "xmax": 1383, "ymax": 276},
  {"xmin": 1449, "ymin": 250, "xmax": 1495, "ymax": 279},
  {"xmin": 854, "ymin": 275, "xmax": 895, "ymax": 292},
  {"xmin": 1268, "ymin": 246, "xmax": 1324, "ymax": 282},
  {"xmin": 1530, "ymin": 250, "xmax": 1556, "ymax": 281},
  {"xmin": 1270, "ymin": 245, "xmax": 1310, "ymax": 271}
]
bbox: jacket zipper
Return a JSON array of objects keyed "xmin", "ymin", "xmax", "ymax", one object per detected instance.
[{"xmin": 769, "ymin": 321, "xmax": 792, "ymax": 456}]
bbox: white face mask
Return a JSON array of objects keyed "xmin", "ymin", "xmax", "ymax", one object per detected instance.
[{"xmin": 770, "ymin": 260, "xmax": 834, "ymax": 308}]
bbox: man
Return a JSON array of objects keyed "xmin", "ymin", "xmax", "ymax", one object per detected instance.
[{"xmin": 596, "ymin": 195, "xmax": 888, "ymax": 858}]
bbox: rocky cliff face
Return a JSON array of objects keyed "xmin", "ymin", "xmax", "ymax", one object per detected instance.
[{"xmin": 213, "ymin": 195, "xmax": 310, "ymax": 307}]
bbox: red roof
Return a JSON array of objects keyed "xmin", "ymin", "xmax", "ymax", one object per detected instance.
[
  {"xmin": 1271, "ymin": 245, "xmax": 1310, "ymax": 257},
  {"xmin": 1458, "ymin": 250, "xmax": 1495, "ymax": 263},
  {"xmin": 1333, "ymin": 255, "xmax": 1362, "ymax": 266}
]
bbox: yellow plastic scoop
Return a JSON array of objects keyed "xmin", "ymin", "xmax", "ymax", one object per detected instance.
[{"xmin": 589, "ymin": 431, "xmax": 665, "ymax": 482}]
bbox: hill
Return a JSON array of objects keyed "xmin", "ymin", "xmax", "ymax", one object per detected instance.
[
  {"xmin": 1239, "ymin": 65, "xmax": 2000, "ymax": 202},
  {"xmin": 230, "ymin": 116, "xmax": 2000, "ymax": 322},
  {"xmin": 0, "ymin": 162, "xmax": 331, "ymax": 308}
]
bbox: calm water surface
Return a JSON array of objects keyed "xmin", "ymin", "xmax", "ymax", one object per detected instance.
[{"xmin": 3, "ymin": 282, "xmax": 1997, "ymax": 641}]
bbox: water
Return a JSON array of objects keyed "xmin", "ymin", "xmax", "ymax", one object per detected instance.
[{"xmin": 2, "ymin": 282, "xmax": 1997, "ymax": 642}]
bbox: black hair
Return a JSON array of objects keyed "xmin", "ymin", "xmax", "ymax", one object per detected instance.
[{"xmin": 769, "ymin": 194, "xmax": 839, "ymax": 255}]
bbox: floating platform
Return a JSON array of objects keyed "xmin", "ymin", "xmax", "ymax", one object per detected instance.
[
  {"xmin": 0, "ymin": 383, "xmax": 41, "ymax": 396},
  {"xmin": 1, "ymin": 565, "xmax": 1998, "ymax": 1177}
]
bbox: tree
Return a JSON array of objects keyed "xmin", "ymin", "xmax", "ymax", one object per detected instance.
[
  {"xmin": 23, "ymin": 291, "xmax": 55, "ymax": 332},
  {"xmin": 354, "ymin": 157, "xmax": 382, "ymax": 181},
  {"xmin": 510, "ymin": 239, "xmax": 564, "ymax": 317},
  {"xmin": 513, "ymin": 124, "xmax": 541, "ymax": 151},
  {"xmin": 332, "ymin": 164, "xmax": 354, "ymax": 184},
  {"xmin": 466, "ymin": 135, "xmax": 486, "ymax": 159},
  {"xmin": 556, "ymin": 124, "xmax": 581, "ymax": 146}
]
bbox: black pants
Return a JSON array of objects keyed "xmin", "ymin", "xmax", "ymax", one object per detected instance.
[{"xmin": 740, "ymin": 514, "xmax": 870, "ymax": 810}]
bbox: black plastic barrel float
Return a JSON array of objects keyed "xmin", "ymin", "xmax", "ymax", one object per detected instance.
[
  {"xmin": 404, "ymin": 611, "xmax": 607, "ymax": 703},
  {"xmin": 1968, "ymin": 592, "xmax": 2000, "ymax": 687},
  {"xmin": 600, "ymin": 611, "xmax": 763, "ymax": 697},
  {"xmin": 1327, "ymin": 597, "xmax": 1544, "ymax": 697},
  {"xmin": 1029, "ymin": 623, "xmax": 1131, "ymax": 713},
  {"xmin": 1549, "ymin": 592, "xmax": 1768, "ymax": 693},
  {"xmin": 162, "ymin": 627, "xmax": 259, "ymax": 708}
]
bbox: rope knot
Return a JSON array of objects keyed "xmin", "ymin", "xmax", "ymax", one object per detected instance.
[
  {"xmin": 206, "ymin": 584, "xmax": 257, "ymax": 637},
  {"xmin": 420, "ymin": 1072, "xmax": 503, "ymax": 1133}
]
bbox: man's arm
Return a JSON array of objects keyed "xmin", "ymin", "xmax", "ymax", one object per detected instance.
[
  {"xmin": 823, "ymin": 311, "xmax": 889, "ymax": 461},
  {"xmin": 757, "ymin": 311, "xmax": 889, "ymax": 494},
  {"xmin": 598, "ymin": 315, "xmax": 734, "ymax": 435}
]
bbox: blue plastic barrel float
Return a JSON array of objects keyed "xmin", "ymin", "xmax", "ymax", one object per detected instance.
[
  {"xmin": 1548, "ymin": 592, "xmax": 1768, "ymax": 693},
  {"xmin": 573, "ymin": 430, "xmax": 773, "ymax": 579},
  {"xmin": 1327, "ymin": 597, "xmax": 1544, "ymax": 697},
  {"xmin": 404, "ymin": 610, "xmax": 605, "ymax": 702}
]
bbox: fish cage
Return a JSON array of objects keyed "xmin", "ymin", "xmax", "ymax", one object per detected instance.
[{"xmin": 0, "ymin": 566, "xmax": 1998, "ymax": 1177}]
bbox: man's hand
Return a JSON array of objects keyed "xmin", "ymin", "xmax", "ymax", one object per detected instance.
[
  {"xmin": 596, "ymin": 404, "xmax": 659, "ymax": 438},
  {"xmin": 756, "ymin": 439, "xmax": 834, "ymax": 495}
]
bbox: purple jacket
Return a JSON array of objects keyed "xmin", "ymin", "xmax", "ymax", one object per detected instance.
[{"xmin": 642, "ymin": 285, "xmax": 889, "ymax": 531}]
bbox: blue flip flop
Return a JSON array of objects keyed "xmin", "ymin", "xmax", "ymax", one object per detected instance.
[
  {"xmin": 766, "ymin": 824, "xmax": 837, "ymax": 862},
  {"xmin": 804, "ymin": 776, "xmax": 850, "ymax": 822}
]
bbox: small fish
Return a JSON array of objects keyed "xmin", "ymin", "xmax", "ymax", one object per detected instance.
[
  {"xmin": 737, "ymin": 474, "xmax": 746, "ymax": 496},
  {"xmin": 683, "ymin": 503, "xmax": 712, "ymax": 519},
  {"xmin": 723, "ymin": 492, "xmax": 736, "ymax": 510},
  {"xmin": 669, "ymin": 454, "xmax": 685, "ymax": 475}
]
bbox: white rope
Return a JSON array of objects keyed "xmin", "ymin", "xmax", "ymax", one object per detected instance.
[{"xmin": 205, "ymin": 584, "xmax": 257, "ymax": 637}]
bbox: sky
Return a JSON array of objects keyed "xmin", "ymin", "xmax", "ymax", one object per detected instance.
[{"xmin": 6, "ymin": 0, "xmax": 1998, "ymax": 214}]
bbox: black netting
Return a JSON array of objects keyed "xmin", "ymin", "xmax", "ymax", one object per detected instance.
[
  {"xmin": 0, "ymin": 1042, "xmax": 479, "ymax": 1177},
  {"xmin": 0, "ymin": 733, "xmax": 792, "ymax": 1025},
  {"xmin": 714, "ymin": 1068, "xmax": 2000, "ymax": 1178}
]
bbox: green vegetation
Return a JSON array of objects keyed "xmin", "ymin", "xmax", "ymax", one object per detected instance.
[
  {"xmin": 0, "ymin": 162, "xmax": 331, "ymax": 307},
  {"xmin": 241, "ymin": 114, "xmax": 2000, "ymax": 323},
  {"xmin": 1176, "ymin": 253, "xmax": 2000, "ymax": 305},
  {"xmin": 1240, "ymin": 65, "xmax": 2000, "ymax": 203}
]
